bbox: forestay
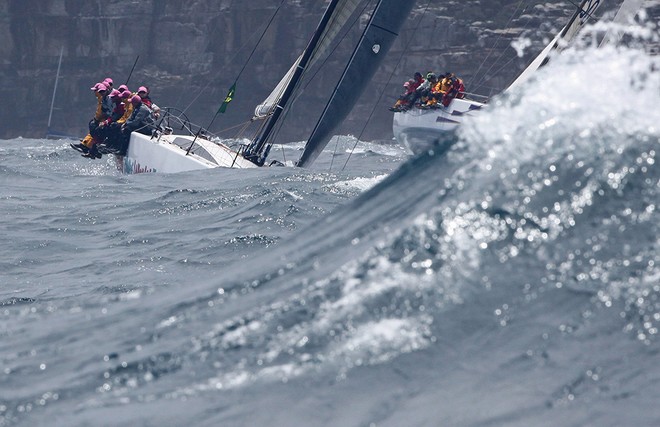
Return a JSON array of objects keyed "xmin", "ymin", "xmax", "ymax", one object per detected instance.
[{"xmin": 507, "ymin": 0, "xmax": 605, "ymax": 91}]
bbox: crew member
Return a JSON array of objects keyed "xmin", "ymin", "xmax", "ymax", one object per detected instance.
[
  {"xmin": 117, "ymin": 95, "xmax": 155, "ymax": 155},
  {"xmin": 71, "ymin": 82, "xmax": 111, "ymax": 155}
]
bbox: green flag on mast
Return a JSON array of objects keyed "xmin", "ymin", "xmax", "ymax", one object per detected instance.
[{"xmin": 218, "ymin": 83, "xmax": 236, "ymax": 114}]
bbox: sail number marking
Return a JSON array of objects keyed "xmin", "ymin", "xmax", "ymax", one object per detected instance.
[{"xmin": 579, "ymin": 0, "xmax": 601, "ymax": 23}]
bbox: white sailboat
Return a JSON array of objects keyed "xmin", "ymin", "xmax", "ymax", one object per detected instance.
[
  {"xmin": 116, "ymin": 0, "xmax": 416, "ymax": 174},
  {"xmin": 392, "ymin": 0, "xmax": 641, "ymax": 155}
]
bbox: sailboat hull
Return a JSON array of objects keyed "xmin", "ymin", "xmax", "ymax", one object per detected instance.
[
  {"xmin": 392, "ymin": 98, "xmax": 485, "ymax": 154},
  {"xmin": 121, "ymin": 133, "xmax": 257, "ymax": 174},
  {"xmin": 393, "ymin": 1, "xmax": 616, "ymax": 156}
]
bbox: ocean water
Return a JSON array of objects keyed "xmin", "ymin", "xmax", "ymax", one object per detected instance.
[{"xmin": 2, "ymin": 30, "xmax": 660, "ymax": 427}]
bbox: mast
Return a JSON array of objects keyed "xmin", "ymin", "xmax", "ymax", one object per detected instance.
[
  {"xmin": 296, "ymin": 0, "xmax": 416, "ymax": 167},
  {"xmin": 244, "ymin": 0, "xmax": 342, "ymax": 165},
  {"xmin": 47, "ymin": 46, "xmax": 64, "ymax": 136}
]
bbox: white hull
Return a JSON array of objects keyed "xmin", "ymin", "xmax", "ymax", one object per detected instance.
[
  {"xmin": 121, "ymin": 132, "xmax": 257, "ymax": 174},
  {"xmin": 392, "ymin": 0, "xmax": 617, "ymax": 155},
  {"xmin": 392, "ymin": 98, "xmax": 485, "ymax": 154}
]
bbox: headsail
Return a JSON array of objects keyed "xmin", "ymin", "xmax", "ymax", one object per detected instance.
[
  {"xmin": 296, "ymin": 0, "xmax": 417, "ymax": 167},
  {"xmin": 254, "ymin": 0, "xmax": 365, "ymax": 119},
  {"xmin": 599, "ymin": 0, "xmax": 645, "ymax": 46},
  {"xmin": 507, "ymin": 0, "xmax": 604, "ymax": 91},
  {"xmin": 254, "ymin": 55, "xmax": 302, "ymax": 119}
]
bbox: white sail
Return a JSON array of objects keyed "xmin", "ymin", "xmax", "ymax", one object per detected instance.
[
  {"xmin": 253, "ymin": 0, "xmax": 365, "ymax": 119},
  {"xmin": 599, "ymin": 0, "xmax": 645, "ymax": 46},
  {"xmin": 507, "ymin": 0, "xmax": 604, "ymax": 91},
  {"xmin": 506, "ymin": 30, "xmax": 563, "ymax": 92},
  {"xmin": 254, "ymin": 55, "xmax": 302, "ymax": 118}
]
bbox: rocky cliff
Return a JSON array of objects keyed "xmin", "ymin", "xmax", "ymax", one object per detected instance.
[{"xmin": 0, "ymin": 0, "xmax": 655, "ymax": 141}]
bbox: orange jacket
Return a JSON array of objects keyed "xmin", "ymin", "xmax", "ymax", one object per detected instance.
[{"xmin": 439, "ymin": 77, "xmax": 453, "ymax": 93}]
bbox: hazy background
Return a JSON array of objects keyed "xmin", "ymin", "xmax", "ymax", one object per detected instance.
[{"xmin": 1, "ymin": 0, "xmax": 658, "ymax": 141}]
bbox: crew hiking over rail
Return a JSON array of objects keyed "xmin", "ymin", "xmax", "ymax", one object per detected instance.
[
  {"xmin": 390, "ymin": 71, "xmax": 465, "ymax": 112},
  {"xmin": 71, "ymin": 78, "xmax": 160, "ymax": 159}
]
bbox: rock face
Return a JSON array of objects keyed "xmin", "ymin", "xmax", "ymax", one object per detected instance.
[{"xmin": 0, "ymin": 0, "xmax": 656, "ymax": 141}]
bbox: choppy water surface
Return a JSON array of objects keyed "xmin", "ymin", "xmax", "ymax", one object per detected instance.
[{"xmin": 1, "ymin": 26, "xmax": 660, "ymax": 427}]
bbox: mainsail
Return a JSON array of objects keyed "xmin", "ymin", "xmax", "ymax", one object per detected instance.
[
  {"xmin": 245, "ymin": 0, "xmax": 369, "ymax": 164},
  {"xmin": 245, "ymin": 0, "xmax": 415, "ymax": 167},
  {"xmin": 507, "ymin": 0, "xmax": 604, "ymax": 91},
  {"xmin": 296, "ymin": 0, "xmax": 417, "ymax": 167}
]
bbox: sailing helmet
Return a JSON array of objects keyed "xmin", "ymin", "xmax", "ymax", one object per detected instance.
[
  {"xmin": 120, "ymin": 90, "xmax": 132, "ymax": 100},
  {"xmin": 426, "ymin": 72, "xmax": 437, "ymax": 80},
  {"xmin": 90, "ymin": 82, "xmax": 101, "ymax": 91},
  {"xmin": 96, "ymin": 83, "xmax": 108, "ymax": 92},
  {"xmin": 130, "ymin": 95, "xmax": 142, "ymax": 105},
  {"xmin": 118, "ymin": 84, "xmax": 129, "ymax": 93},
  {"xmin": 137, "ymin": 86, "xmax": 148, "ymax": 95},
  {"xmin": 109, "ymin": 89, "xmax": 121, "ymax": 99},
  {"xmin": 104, "ymin": 77, "xmax": 114, "ymax": 86}
]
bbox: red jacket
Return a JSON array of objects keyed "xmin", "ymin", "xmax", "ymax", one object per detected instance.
[{"xmin": 410, "ymin": 75, "xmax": 424, "ymax": 91}]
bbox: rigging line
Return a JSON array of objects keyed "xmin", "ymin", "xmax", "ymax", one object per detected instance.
[
  {"xmin": 244, "ymin": 0, "xmax": 347, "ymax": 159},
  {"xmin": 472, "ymin": 0, "xmax": 599, "ymax": 94},
  {"xmin": 565, "ymin": 0, "xmax": 599, "ymax": 21},
  {"xmin": 292, "ymin": 0, "xmax": 374, "ymax": 107},
  {"xmin": 222, "ymin": 119, "xmax": 253, "ymax": 142},
  {"xmin": 214, "ymin": 119, "xmax": 256, "ymax": 135},
  {"xmin": 188, "ymin": 0, "xmax": 288, "ymax": 155},
  {"xmin": 470, "ymin": 8, "xmax": 540, "ymax": 94},
  {"xmin": 266, "ymin": 0, "xmax": 375, "ymax": 154},
  {"xmin": 484, "ymin": 0, "xmax": 601, "ymax": 93},
  {"xmin": 125, "ymin": 55, "xmax": 140, "ymax": 86},
  {"xmin": 278, "ymin": 139, "xmax": 288, "ymax": 165},
  {"xmin": 47, "ymin": 46, "xmax": 64, "ymax": 131},
  {"xmin": 306, "ymin": 1, "xmax": 376, "ymax": 170},
  {"xmin": 236, "ymin": 121, "xmax": 252, "ymax": 139},
  {"xmin": 339, "ymin": 0, "xmax": 433, "ymax": 172},
  {"xmin": 469, "ymin": 0, "xmax": 526, "ymax": 88},
  {"xmin": 483, "ymin": 52, "xmax": 526, "ymax": 92},
  {"xmin": 566, "ymin": 0, "xmax": 584, "ymax": 9},
  {"xmin": 181, "ymin": 0, "xmax": 287, "ymax": 115},
  {"xmin": 235, "ymin": 0, "xmax": 288, "ymax": 83}
]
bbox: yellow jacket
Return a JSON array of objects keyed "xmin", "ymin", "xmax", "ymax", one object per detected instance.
[
  {"xmin": 93, "ymin": 92, "xmax": 104, "ymax": 121},
  {"xmin": 118, "ymin": 100, "xmax": 134, "ymax": 124},
  {"xmin": 439, "ymin": 77, "xmax": 453, "ymax": 93},
  {"xmin": 432, "ymin": 80, "xmax": 445, "ymax": 94}
]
